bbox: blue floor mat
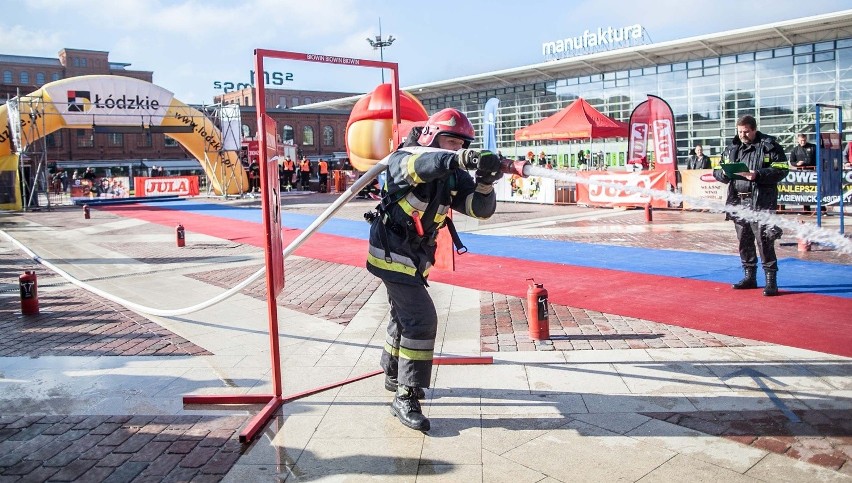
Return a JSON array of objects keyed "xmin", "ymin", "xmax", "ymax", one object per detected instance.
[{"xmin": 160, "ymin": 200, "xmax": 852, "ymax": 298}]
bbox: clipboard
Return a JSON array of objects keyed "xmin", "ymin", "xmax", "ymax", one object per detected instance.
[{"xmin": 720, "ymin": 162, "xmax": 749, "ymax": 178}]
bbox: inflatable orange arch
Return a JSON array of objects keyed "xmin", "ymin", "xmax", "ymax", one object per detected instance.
[{"xmin": 0, "ymin": 75, "xmax": 246, "ymax": 210}]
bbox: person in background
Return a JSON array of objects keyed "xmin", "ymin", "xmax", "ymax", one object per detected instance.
[
  {"xmin": 299, "ymin": 157, "xmax": 312, "ymax": 190},
  {"xmin": 789, "ymin": 133, "xmax": 816, "ymax": 168},
  {"xmin": 686, "ymin": 144, "xmax": 711, "ymax": 169},
  {"xmin": 248, "ymin": 160, "xmax": 260, "ymax": 193},
  {"xmin": 317, "ymin": 158, "xmax": 329, "ymax": 192},
  {"xmin": 713, "ymin": 115, "xmax": 788, "ymax": 297},
  {"xmin": 366, "ymin": 108, "xmax": 502, "ymax": 432},
  {"xmin": 281, "ymin": 156, "xmax": 295, "ymax": 191},
  {"xmin": 83, "ymin": 167, "xmax": 97, "ymax": 182}
]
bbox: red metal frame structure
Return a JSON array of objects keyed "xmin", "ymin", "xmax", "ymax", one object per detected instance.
[{"xmin": 184, "ymin": 49, "xmax": 492, "ymax": 444}]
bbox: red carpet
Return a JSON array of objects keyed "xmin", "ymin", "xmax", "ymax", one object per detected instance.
[{"xmin": 102, "ymin": 205, "xmax": 852, "ymax": 357}]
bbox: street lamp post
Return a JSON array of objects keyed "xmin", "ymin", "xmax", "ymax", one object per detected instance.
[{"xmin": 366, "ymin": 18, "xmax": 395, "ymax": 83}]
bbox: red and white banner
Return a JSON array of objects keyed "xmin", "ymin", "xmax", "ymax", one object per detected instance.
[
  {"xmin": 575, "ymin": 170, "xmax": 668, "ymax": 208},
  {"xmin": 134, "ymin": 176, "xmax": 200, "ymax": 197},
  {"xmin": 627, "ymin": 102, "xmax": 650, "ymax": 162},
  {"xmin": 628, "ymin": 95, "xmax": 678, "ymax": 189},
  {"xmin": 648, "ymin": 96, "xmax": 677, "ymax": 188}
]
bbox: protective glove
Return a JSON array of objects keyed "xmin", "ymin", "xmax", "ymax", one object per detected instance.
[
  {"xmin": 456, "ymin": 149, "xmax": 503, "ymax": 170},
  {"xmin": 476, "ymin": 169, "xmax": 503, "ymax": 185}
]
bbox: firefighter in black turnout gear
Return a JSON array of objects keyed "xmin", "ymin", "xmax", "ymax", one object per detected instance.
[
  {"xmin": 366, "ymin": 108, "xmax": 503, "ymax": 431},
  {"xmin": 713, "ymin": 115, "xmax": 788, "ymax": 296}
]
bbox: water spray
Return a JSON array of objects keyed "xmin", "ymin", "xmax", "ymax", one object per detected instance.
[{"xmin": 511, "ymin": 162, "xmax": 852, "ymax": 255}]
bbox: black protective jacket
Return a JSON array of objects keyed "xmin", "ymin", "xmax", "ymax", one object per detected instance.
[
  {"xmin": 686, "ymin": 154, "xmax": 711, "ymax": 169},
  {"xmin": 713, "ymin": 131, "xmax": 788, "ymax": 213},
  {"xmin": 367, "ymin": 146, "xmax": 496, "ymax": 285},
  {"xmin": 789, "ymin": 142, "xmax": 816, "ymax": 167}
]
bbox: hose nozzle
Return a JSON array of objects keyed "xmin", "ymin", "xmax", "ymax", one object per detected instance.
[{"xmin": 500, "ymin": 158, "xmax": 532, "ymax": 178}]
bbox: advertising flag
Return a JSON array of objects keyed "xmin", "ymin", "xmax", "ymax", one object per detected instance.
[
  {"xmin": 628, "ymin": 95, "xmax": 677, "ymax": 188},
  {"xmin": 483, "ymin": 98, "xmax": 500, "ymax": 152},
  {"xmin": 627, "ymin": 99, "xmax": 649, "ymax": 163},
  {"xmin": 647, "ymin": 95, "xmax": 677, "ymax": 188}
]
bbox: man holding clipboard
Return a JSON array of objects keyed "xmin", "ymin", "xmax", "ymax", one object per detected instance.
[{"xmin": 713, "ymin": 115, "xmax": 789, "ymax": 296}]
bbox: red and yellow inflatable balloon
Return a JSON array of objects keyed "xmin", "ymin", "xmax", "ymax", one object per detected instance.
[{"xmin": 345, "ymin": 84, "xmax": 428, "ymax": 171}]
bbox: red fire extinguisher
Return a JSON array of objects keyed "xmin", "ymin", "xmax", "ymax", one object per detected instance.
[
  {"xmin": 19, "ymin": 270, "xmax": 39, "ymax": 315},
  {"xmin": 176, "ymin": 224, "xmax": 185, "ymax": 247},
  {"xmin": 526, "ymin": 278, "xmax": 549, "ymax": 340},
  {"xmin": 83, "ymin": 204, "xmax": 90, "ymax": 219}
]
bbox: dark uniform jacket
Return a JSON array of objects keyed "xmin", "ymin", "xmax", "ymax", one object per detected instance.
[
  {"xmin": 686, "ymin": 154, "xmax": 711, "ymax": 169},
  {"xmin": 367, "ymin": 146, "xmax": 497, "ymax": 285},
  {"xmin": 789, "ymin": 142, "xmax": 816, "ymax": 167},
  {"xmin": 713, "ymin": 131, "xmax": 788, "ymax": 213}
]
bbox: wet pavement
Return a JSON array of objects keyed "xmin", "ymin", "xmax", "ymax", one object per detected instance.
[{"xmin": 1, "ymin": 194, "xmax": 850, "ymax": 481}]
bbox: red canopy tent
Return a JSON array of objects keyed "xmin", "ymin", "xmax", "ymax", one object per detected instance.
[{"xmin": 514, "ymin": 97, "xmax": 628, "ymax": 141}]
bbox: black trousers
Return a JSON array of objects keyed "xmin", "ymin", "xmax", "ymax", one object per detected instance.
[
  {"xmin": 380, "ymin": 280, "xmax": 437, "ymax": 389},
  {"xmin": 734, "ymin": 217, "xmax": 778, "ymax": 273}
]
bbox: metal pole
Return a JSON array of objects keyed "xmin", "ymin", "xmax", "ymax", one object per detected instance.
[
  {"xmin": 816, "ymin": 104, "xmax": 822, "ymax": 227},
  {"xmin": 839, "ymin": 107, "xmax": 845, "ymax": 235},
  {"xmin": 379, "ymin": 18, "xmax": 385, "ymax": 83}
]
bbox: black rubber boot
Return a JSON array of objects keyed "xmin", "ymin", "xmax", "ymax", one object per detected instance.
[
  {"xmin": 384, "ymin": 375, "xmax": 425, "ymax": 399},
  {"xmin": 763, "ymin": 271, "xmax": 778, "ymax": 296},
  {"xmin": 732, "ymin": 268, "xmax": 758, "ymax": 289},
  {"xmin": 391, "ymin": 386, "xmax": 430, "ymax": 431}
]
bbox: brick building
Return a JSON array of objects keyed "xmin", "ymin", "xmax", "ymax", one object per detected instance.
[
  {"xmin": 214, "ymin": 86, "xmax": 359, "ymax": 109},
  {"xmin": 0, "ymin": 48, "xmax": 354, "ymax": 182}
]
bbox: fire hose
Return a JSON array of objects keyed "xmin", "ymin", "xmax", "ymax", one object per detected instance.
[
  {"xmin": 500, "ymin": 157, "xmax": 534, "ymax": 178},
  {"xmin": 0, "ymin": 151, "xmax": 532, "ymax": 318}
]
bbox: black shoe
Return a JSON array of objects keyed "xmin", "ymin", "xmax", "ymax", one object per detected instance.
[
  {"xmin": 391, "ymin": 388, "xmax": 430, "ymax": 431},
  {"xmin": 763, "ymin": 271, "xmax": 779, "ymax": 296},
  {"xmin": 384, "ymin": 375, "xmax": 425, "ymax": 399},
  {"xmin": 732, "ymin": 268, "xmax": 758, "ymax": 290}
]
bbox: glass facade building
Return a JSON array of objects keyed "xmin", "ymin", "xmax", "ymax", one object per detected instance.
[
  {"xmin": 420, "ymin": 40, "xmax": 851, "ymax": 168},
  {"xmin": 316, "ymin": 11, "xmax": 852, "ymax": 169}
]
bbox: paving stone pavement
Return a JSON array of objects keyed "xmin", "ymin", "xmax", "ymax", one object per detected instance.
[
  {"xmin": 1, "ymin": 197, "xmax": 849, "ymax": 481},
  {"xmin": 0, "ymin": 414, "xmax": 248, "ymax": 482},
  {"xmin": 479, "ymin": 291, "xmax": 770, "ymax": 353}
]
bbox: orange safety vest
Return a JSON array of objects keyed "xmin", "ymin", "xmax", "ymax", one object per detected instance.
[
  {"xmin": 300, "ymin": 160, "xmax": 311, "ymax": 172},
  {"xmin": 284, "ymin": 160, "xmax": 294, "ymax": 170},
  {"xmin": 318, "ymin": 160, "xmax": 328, "ymax": 174}
]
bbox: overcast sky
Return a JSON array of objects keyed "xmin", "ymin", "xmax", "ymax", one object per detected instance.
[{"xmin": 4, "ymin": 1, "xmax": 851, "ymax": 104}]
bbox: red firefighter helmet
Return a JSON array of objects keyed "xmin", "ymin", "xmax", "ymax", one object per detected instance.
[{"xmin": 418, "ymin": 108, "xmax": 475, "ymax": 148}]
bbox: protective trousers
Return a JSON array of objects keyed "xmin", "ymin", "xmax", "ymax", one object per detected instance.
[
  {"xmin": 734, "ymin": 217, "xmax": 778, "ymax": 272},
  {"xmin": 380, "ymin": 280, "xmax": 438, "ymax": 389}
]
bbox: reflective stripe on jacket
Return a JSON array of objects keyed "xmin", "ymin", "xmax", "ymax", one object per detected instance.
[{"xmin": 367, "ymin": 146, "xmax": 497, "ymax": 285}]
